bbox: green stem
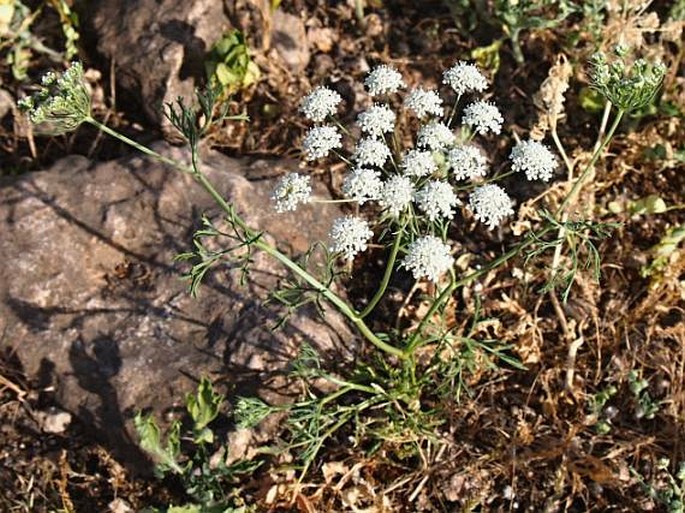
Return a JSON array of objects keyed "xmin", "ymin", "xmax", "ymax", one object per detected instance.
[
  {"xmin": 359, "ymin": 227, "xmax": 403, "ymax": 319},
  {"xmin": 510, "ymin": 29, "xmax": 524, "ymax": 64},
  {"xmin": 447, "ymin": 94, "xmax": 462, "ymax": 128},
  {"xmin": 254, "ymin": 238, "xmax": 403, "ymax": 358},
  {"xmin": 403, "ymin": 226, "xmax": 554, "ymax": 356},
  {"xmin": 86, "ymin": 116, "xmax": 406, "ymax": 360},
  {"xmin": 555, "ymin": 109, "xmax": 625, "ymax": 217},
  {"xmin": 318, "ymin": 379, "xmax": 378, "ymax": 404},
  {"xmin": 85, "ymin": 117, "xmax": 191, "ymax": 174}
]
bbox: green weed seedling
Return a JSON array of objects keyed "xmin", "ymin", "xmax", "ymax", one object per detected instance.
[
  {"xmin": 0, "ymin": 0, "xmax": 79, "ymax": 80},
  {"xmin": 444, "ymin": 0, "xmax": 575, "ymax": 63},
  {"xmin": 586, "ymin": 383, "xmax": 617, "ymax": 435},
  {"xmin": 205, "ymin": 30, "xmax": 260, "ymax": 97},
  {"xmin": 631, "ymin": 458, "xmax": 685, "ymax": 513},
  {"xmin": 136, "ymin": 377, "xmax": 258, "ymax": 513},
  {"xmin": 628, "ymin": 370, "xmax": 661, "ymax": 421}
]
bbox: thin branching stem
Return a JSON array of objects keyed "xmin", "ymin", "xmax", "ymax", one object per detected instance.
[
  {"xmin": 447, "ymin": 94, "xmax": 462, "ymax": 128},
  {"xmin": 359, "ymin": 225, "xmax": 404, "ymax": 319},
  {"xmin": 555, "ymin": 108, "xmax": 625, "ymax": 217},
  {"xmin": 404, "ymin": 225, "xmax": 555, "ymax": 355},
  {"xmin": 87, "ymin": 116, "xmax": 407, "ymax": 360},
  {"xmin": 85, "ymin": 117, "xmax": 191, "ymax": 174}
]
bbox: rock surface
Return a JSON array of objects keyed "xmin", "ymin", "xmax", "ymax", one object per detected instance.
[
  {"xmin": 85, "ymin": 1, "xmax": 311, "ymax": 131},
  {"xmin": 87, "ymin": 0, "xmax": 230, "ymax": 129},
  {"xmin": 0, "ymin": 144, "xmax": 355, "ymax": 468}
]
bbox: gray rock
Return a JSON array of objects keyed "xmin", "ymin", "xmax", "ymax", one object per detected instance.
[
  {"xmin": 86, "ymin": 0, "xmax": 231, "ymax": 131},
  {"xmin": 271, "ymin": 10, "xmax": 310, "ymax": 74},
  {"xmin": 35, "ymin": 408, "xmax": 73, "ymax": 434},
  {"xmin": 0, "ymin": 144, "xmax": 356, "ymax": 469}
]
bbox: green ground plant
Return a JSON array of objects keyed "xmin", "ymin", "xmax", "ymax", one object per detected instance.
[
  {"xmin": 205, "ymin": 30, "xmax": 260, "ymax": 97},
  {"xmin": 631, "ymin": 458, "xmax": 685, "ymax": 513},
  {"xmin": 0, "ymin": 0, "xmax": 78, "ymax": 80},
  {"xmin": 17, "ymin": 43, "xmax": 665, "ymax": 505},
  {"xmin": 444, "ymin": 0, "xmax": 576, "ymax": 63},
  {"xmin": 135, "ymin": 377, "xmax": 258, "ymax": 512}
]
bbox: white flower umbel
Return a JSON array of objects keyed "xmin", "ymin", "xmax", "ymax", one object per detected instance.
[
  {"xmin": 468, "ymin": 184, "xmax": 514, "ymax": 229},
  {"xmin": 447, "ymin": 145, "xmax": 488, "ymax": 181},
  {"xmin": 364, "ymin": 65, "xmax": 406, "ymax": 96},
  {"xmin": 462, "ymin": 100, "xmax": 503, "ymax": 135},
  {"xmin": 18, "ymin": 62, "xmax": 91, "ymax": 135},
  {"xmin": 400, "ymin": 149, "xmax": 437, "ymax": 178},
  {"xmin": 357, "ymin": 104, "xmax": 396, "ymax": 137},
  {"xmin": 299, "ymin": 86, "xmax": 342, "ymax": 123},
  {"xmin": 379, "ymin": 175, "xmax": 415, "ymax": 217},
  {"xmin": 302, "ymin": 125, "xmax": 342, "ymax": 161},
  {"xmin": 401, "ymin": 235, "xmax": 454, "ymax": 283},
  {"xmin": 353, "ymin": 137, "xmax": 391, "ymax": 168},
  {"xmin": 417, "ymin": 120, "xmax": 455, "ymax": 151},
  {"xmin": 329, "ymin": 216, "xmax": 374, "ymax": 261},
  {"xmin": 509, "ymin": 139, "xmax": 558, "ymax": 182},
  {"xmin": 415, "ymin": 181, "xmax": 459, "ymax": 221},
  {"xmin": 342, "ymin": 167, "xmax": 383, "ymax": 204},
  {"xmin": 271, "ymin": 173, "xmax": 312, "ymax": 213},
  {"xmin": 404, "ymin": 88, "xmax": 444, "ymax": 118},
  {"xmin": 442, "ymin": 61, "xmax": 488, "ymax": 96}
]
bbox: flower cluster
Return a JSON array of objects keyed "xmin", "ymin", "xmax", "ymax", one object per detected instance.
[
  {"xmin": 357, "ymin": 104, "xmax": 396, "ymax": 137},
  {"xmin": 415, "ymin": 181, "xmax": 459, "ymax": 221},
  {"xmin": 329, "ymin": 216, "xmax": 373, "ymax": 261},
  {"xmin": 272, "ymin": 61, "xmax": 557, "ymax": 282},
  {"xmin": 509, "ymin": 140, "xmax": 557, "ymax": 182},
  {"xmin": 364, "ymin": 65, "xmax": 405, "ymax": 96},
  {"xmin": 353, "ymin": 137, "xmax": 392, "ymax": 168},
  {"xmin": 342, "ymin": 167, "xmax": 383, "ymax": 204},
  {"xmin": 589, "ymin": 46, "xmax": 666, "ymax": 112},
  {"xmin": 401, "ymin": 149, "xmax": 437, "ymax": 178},
  {"xmin": 448, "ymin": 145, "xmax": 488, "ymax": 181},
  {"xmin": 404, "ymin": 88, "xmax": 444, "ymax": 118},
  {"xmin": 302, "ymin": 126, "xmax": 342, "ymax": 161},
  {"xmin": 299, "ymin": 86, "xmax": 342, "ymax": 122},
  {"xmin": 417, "ymin": 121, "xmax": 455, "ymax": 150},
  {"xmin": 271, "ymin": 173, "xmax": 312, "ymax": 213},
  {"xmin": 18, "ymin": 62, "xmax": 91, "ymax": 135},
  {"xmin": 468, "ymin": 184, "xmax": 514, "ymax": 229},
  {"xmin": 379, "ymin": 175, "xmax": 415, "ymax": 218},
  {"xmin": 443, "ymin": 61, "xmax": 488, "ymax": 96},
  {"xmin": 401, "ymin": 236, "xmax": 454, "ymax": 283},
  {"xmin": 462, "ymin": 101, "xmax": 503, "ymax": 135}
]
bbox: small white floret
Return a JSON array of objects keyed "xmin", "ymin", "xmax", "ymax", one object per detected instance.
[
  {"xmin": 415, "ymin": 181, "xmax": 459, "ymax": 221},
  {"xmin": 447, "ymin": 145, "xmax": 488, "ymax": 180},
  {"xmin": 462, "ymin": 101, "xmax": 503, "ymax": 135},
  {"xmin": 468, "ymin": 184, "xmax": 514, "ymax": 229},
  {"xmin": 364, "ymin": 65, "xmax": 406, "ymax": 96},
  {"xmin": 352, "ymin": 137, "xmax": 391, "ymax": 168},
  {"xmin": 401, "ymin": 149, "xmax": 437, "ymax": 178},
  {"xmin": 417, "ymin": 121, "xmax": 455, "ymax": 150},
  {"xmin": 271, "ymin": 173, "xmax": 312, "ymax": 213},
  {"xmin": 329, "ymin": 216, "xmax": 374, "ymax": 261},
  {"xmin": 342, "ymin": 167, "xmax": 383, "ymax": 204},
  {"xmin": 442, "ymin": 61, "xmax": 488, "ymax": 96},
  {"xmin": 302, "ymin": 125, "xmax": 342, "ymax": 161},
  {"xmin": 404, "ymin": 88, "xmax": 444, "ymax": 118},
  {"xmin": 357, "ymin": 104, "xmax": 396, "ymax": 137},
  {"xmin": 299, "ymin": 86, "xmax": 342, "ymax": 123},
  {"xmin": 379, "ymin": 175, "xmax": 415, "ymax": 217},
  {"xmin": 509, "ymin": 140, "xmax": 557, "ymax": 182},
  {"xmin": 401, "ymin": 235, "xmax": 454, "ymax": 283}
]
